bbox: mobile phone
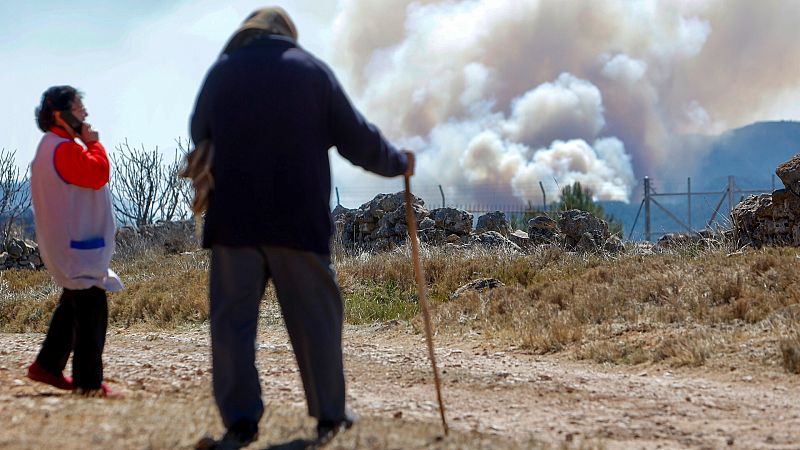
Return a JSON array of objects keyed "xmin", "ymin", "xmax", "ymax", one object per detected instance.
[{"xmin": 60, "ymin": 110, "xmax": 84, "ymax": 134}]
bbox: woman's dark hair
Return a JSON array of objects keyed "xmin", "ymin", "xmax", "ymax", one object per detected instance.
[{"xmin": 35, "ymin": 85, "xmax": 82, "ymax": 132}]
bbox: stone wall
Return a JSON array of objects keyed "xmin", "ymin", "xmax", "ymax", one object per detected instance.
[
  {"xmin": 334, "ymin": 192, "xmax": 622, "ymax": 254},
  {"xmin": 0, "ymin": 239, "xmax": 43, "ymax": 271},
  {"xmin": 732, "ymin": 154, "xmax": 800, "ymax": 248},
  {"xmin": 0, "ymin": 219, "xmax": 201, "ymax": 271}
]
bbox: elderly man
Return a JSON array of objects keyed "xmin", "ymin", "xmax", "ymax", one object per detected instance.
[{"xmin": 190, "ymin": 7, "xmax": 414, "ymax": 448}]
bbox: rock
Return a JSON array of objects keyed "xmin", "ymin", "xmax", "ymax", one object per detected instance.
[
  {"xmin": 22, "ymin": 240, "xmax": 36, "ymax": 256},
  {"xmin": 527, "ymin": 215, "xmax": 560, "ymax": 245},
  {"xmin": 430, "ymin": 208, "xmax": 473, "ymax": 236},
  {"xmin": 334, "ymin": 192, "xmax": 430, "ymax": 251},
  {"xmin": 0, "ymin": 252, "xmax": 7, "ymax": 266},
  {"xmin": 475, "ymin": 211, "xmax": 512, "ymax": 236},
  {"xmin": 508, "ymin": 230, "xmax": 531, "ymax": 250},
  {"xmin": 776, "ymin": 154, "xmax": 800, "ymax": 196},
  {"xmin": 419, "ymin": 217, "xmax": 435, "ymax": 230},
  {"xmin": 732, "ymin": 190, "xmax": 800, "ymax": 247},
  {"xmin": 6, "ymin": 240, "xmax": 23, "ymax": 258},
  {"xmin": 558, "ymin": 209, "xmax": 610, "ymax": 251},
  {"xmin": 450, "ymin": 278, "xmax": 505, "ymax": 300},
  {"xmin": 654, "ymin": 233, "xmax": 702, "ymax": 250},
  {"xmin": 30, "ymin": 254, "xmax": 42, "ymax": 266},
  {"xmin": 359, "ymin": 221, "xmax": 378, "ymax": 235},
  {"xmin": 469, "ymin": 231, "xmax": 521, "ymax": 252},
  {"xmin": 359, "ymin": 192, "xmax": 424, "ymax": 223},
  {"xmin": 576, "ymin": 232, "xmax": 597, "ymax": 253},
  {"xmin": 419, "ymin": 228, "xmax": 446, "ymax": 245},
  {"xmin": 604, "ymin": 235, "xmax": 624, "ymax": 253}
]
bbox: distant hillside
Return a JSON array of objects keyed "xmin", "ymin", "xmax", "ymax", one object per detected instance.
[{"xmin": 696, "ymin": 121, "xmax": 800, "ymax": 190}]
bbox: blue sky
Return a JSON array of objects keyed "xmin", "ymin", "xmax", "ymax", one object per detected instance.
[{"xmin": 1, "ymin": 0, "xmax": 337, "ymax": 169}]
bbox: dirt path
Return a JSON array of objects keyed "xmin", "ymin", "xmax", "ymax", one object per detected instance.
[{"xmin": 1, "ymin": 323, "xmax": 799, "ymax": 449}]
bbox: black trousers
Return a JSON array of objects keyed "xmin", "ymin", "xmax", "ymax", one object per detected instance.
[
  {"xmin": 35, "ymin": 286, "xmax": 108, "ymax": 389},
  {"xmin": 209, "ymin": 245, "xmax": 346, "ymax": 428}
]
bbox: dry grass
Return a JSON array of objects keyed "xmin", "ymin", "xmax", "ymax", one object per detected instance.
[
  {"xmin": 0, "ymin": 249, "xmax": 212, "ymax": 332},
  {"xmin": 2, "ymin": 239, "xmax": 800, "ymax": 371}
]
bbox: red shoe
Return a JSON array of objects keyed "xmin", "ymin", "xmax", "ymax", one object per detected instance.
[
  {"xmin": 75, "ymin": 382, "xmax": 118, "ymax": 398},
  {"xmin": 26, "ymin": 361, "xmax": 74, "ymax": 390}
]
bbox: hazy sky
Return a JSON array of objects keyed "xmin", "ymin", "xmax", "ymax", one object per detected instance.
[
  {"xmin": 4, "ymin": 1, "xmax": 800, "ymax": 208},
  {"xmin": 1, "ymin": 0, "xmax": 337, "ymax": 165}
]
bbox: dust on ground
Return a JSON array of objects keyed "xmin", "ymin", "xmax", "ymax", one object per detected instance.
[{"xmin": 0, "ymin": 322, "xmax": 799, "ymax": 449}]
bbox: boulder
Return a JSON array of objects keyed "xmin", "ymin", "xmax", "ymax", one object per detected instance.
[
  {"xmin": 6, "ymin": 240, "xmax": 23, "ymax": 258},
  {"xmin": 776, "ymin": 154, "xmax": 800, "ymax": 197},
  {"xmin": 527, "ymin": 215, "xmax": 560, "ymax": 245},
  {"xmin": 507, "ymin": 230, "xmax": 531, "ymax": 249},
  {"xmin": 430, "ymin": 208, "xmax": 473, "ymax": 236},
  {"xmin": 558, "ymin": 209, "xmax": 610, "ymax": 251},
  {"xmin": 469, "ymin": 231, "xmax": 521, "ymax": 252},
  {"xmin": 475, "ymin": 211, "xmax": 512, "ymax": 236}
]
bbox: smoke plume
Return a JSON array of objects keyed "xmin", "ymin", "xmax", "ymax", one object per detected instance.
[{"xmin": 330, "ymin": 0, "xmax": 800, "ymax": 204}]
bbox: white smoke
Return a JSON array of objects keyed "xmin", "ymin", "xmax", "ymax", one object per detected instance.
[{"xmin": 329, "ymin": 0, "xmax": 800, "ymax": 205}]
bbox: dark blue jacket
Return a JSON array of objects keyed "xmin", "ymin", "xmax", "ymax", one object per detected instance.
[{"xmin": 190, "ymin": 35, "xmax": 408, "ymax": 254}]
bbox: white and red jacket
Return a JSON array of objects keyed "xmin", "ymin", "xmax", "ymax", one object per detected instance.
[{"xmin": 30, "ymin": 127, "xmax": 123, "ymax": 291}]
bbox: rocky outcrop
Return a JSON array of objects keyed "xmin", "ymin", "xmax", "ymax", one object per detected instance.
[{"xmin": 732, "ymin": 154, "xmax": 800, "ymax": 248}]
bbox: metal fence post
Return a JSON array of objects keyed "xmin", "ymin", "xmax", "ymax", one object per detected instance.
[
  {"xmin": 335, "ymin": 187, "xmax": 340, "ymax": 206},
  {"xmin": 438, "ymin": 185, "xmax": 445, "ymax": 208},
  {"xmin": 727, "ymin": 175, "xmax": 735, "ymax": 214},
  {"xmin": 539, "ymin": 181, "xmax": 547, "ymax": 211},
  {"xmin": 644, "ymin": 176, "xmax": 651, "ymax": 242},
  {"xmin": 687, "ymin": 177, "xmax": 692, "ymax": 231}
]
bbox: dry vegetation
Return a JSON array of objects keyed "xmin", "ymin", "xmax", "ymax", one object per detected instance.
[
  {"xmin": 3, "ymin": 239, "xmax": 800, "ymax": 448},
  {"xmin": 2, "ymin": 239, "xmax": 800, "ymax": 375},
  {"xmin": 337, "ymin": 241, "xmax": 800, "ymax": 373}
]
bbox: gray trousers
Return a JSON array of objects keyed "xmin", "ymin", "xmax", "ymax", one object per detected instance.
[{"xmin": 209, "ymin": 245, "xmax": 346, "ymax": 427}]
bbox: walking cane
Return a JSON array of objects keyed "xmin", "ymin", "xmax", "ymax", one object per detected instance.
[{"xmin": 404, "ymin": 174, "xmax": 449, "ymax": 436}]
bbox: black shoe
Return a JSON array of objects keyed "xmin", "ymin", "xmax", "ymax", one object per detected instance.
[
  {"xmin": 315, "ymin": 408, "xmax": 358, "ymax": 447},
  {"xmin": 195, "ymin": 419, "xmax": 259, "ymax": 450}
]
